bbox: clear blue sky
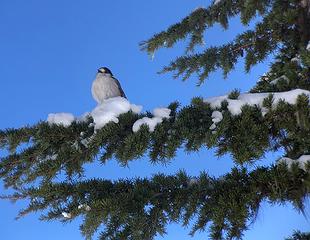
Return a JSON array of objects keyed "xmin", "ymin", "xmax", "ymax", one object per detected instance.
[{"xmin": 0, "ymin": 0, "xmax": 308, "ymax": 239}]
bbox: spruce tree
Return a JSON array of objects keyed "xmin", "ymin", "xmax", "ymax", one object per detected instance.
[{"xmin": 1, "ymin": 0, "xmax": 310, "ymax": 239}]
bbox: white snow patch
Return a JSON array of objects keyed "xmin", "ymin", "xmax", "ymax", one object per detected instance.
[
  {"xmin": 291, "ymin": 56, "xmax": 302, "ymax": 65},
  {"xmin": 62, "ymin": 212, "xmax": 72, "ymax": 219},
  {"xmin": 211, "ymin": 111, "xmax": 223, "ymax": 124},
  {"xmin": 270, "ymin": 75, "xmax": 289, "ymax": 85},
  {"xmin": 132, "ymin": 117, "xmax": 163, "ymax": 132},
  {"xmin": 80, "ymin": 139, "xmax": 89, "ymax": 148},
  {"xmin": 78, "ymin": 204, "xmax": 91, "ymax": 211},
  {"xmin": 278, "ymin": 155, "xmax": 310, "ymax": 171},
  {"xmin": 214, "ymin": 0, "xmax": 222, "ymax": 4},
  {"xmin": 132, "ymin": 107, "xmax": 171, "ymax": 132},
  {"xmin": 306, "ymin": 41, "xmax": 310, "ymax": 51},
  {"xmin": 37, "ymin": 154, "xmax": 58, "ymax": 163},
  {"xmin": 209, "ymin": 123, "xmax": 217, "ymax": 130},
  {"xmin": 48, "ymin": 97, "xmax": 142, "ymax": 129},
  {"xmin": 204, "ymin": 89, "xmax": 310, "ymax": 115},
  {"xmin": 131, "ymin": 104, "xmax": 143, "ymax": 114},
  {"xmin": 72, "ymin": 141, "xmax": 80, "ymax": 151},
  {"xmin": 91, "ymin": 97, "xmax": 142, "ymax": 129},
  {"xmin": 209, "ymin": 111, "xmax": 223, "ymax": 130},
  {"xmin": 76, "ymin": 112, "xmax": 90, "ymax": 123},
  {"xmin": 153, "ymin": 108, "xmax": 171, "ymax": 118},
  {"xmin": 47, "ymin": 113, "xmax": 75, "ymax": 127}
]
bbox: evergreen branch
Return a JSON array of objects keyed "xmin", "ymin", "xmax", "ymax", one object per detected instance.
[
  {"xmin": 158, "ymin": 2, "xmax": 303, "ymax": 85},
  {"xmin": 286, "ymin": 230, "xmax": 310, "ymax": 240},
  {"xmin": 251, "ymin": 47, "xmax": 310, "ymax": 93},
  {"xmin": 141, "ymin": 0, "xmax": 304, "ymax": 84},
  {"xmin": 160, "ymin": 30, "xmax": 276, "ymax": 85},
  {"xmin": 6, "ymin": 164, "xmax": 310, "ymax": 240},
  {"xmin": 1, "ymin": 0, "xmax": 309, "ymax": 239},
  {"xmin": 140, "ymin": 0, "xmax": 272, "ymax": 54},
  {"xmin": 0, "ymin": 93, "xmax": 309, "ymax": 189}
]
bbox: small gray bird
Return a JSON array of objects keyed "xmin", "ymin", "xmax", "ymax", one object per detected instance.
[{"xmin": 91, "ymin": 67, "xmax": 127, "ymax": 104}]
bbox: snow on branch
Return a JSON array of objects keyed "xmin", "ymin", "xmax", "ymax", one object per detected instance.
[
  {"xmin": 90, "ymin": 97, "xmax": 142, "ymax": 129},
  {"xmin": 47, "ymin": 89, "xmax": 310, "ymax": 133},
  {"xmin": 47, "ymin": 97, "xmax": 171, "ymax": 132},
  {"xmin": 47, "ymin": 113, "xmax": 75, "ymax": 127},
  {"xmin": 1, "ymin": 89, "xmax": 309, "ymax": 189},
  {"xmin": 277, "ymin": 155, "xmax": 310, "ymax": 171},
  {"xmin": 214, "ymin": 0, "xmax": 222, "ymax": 5},
  {"xmin": 132, "ymin": 108, "xmax": 171, "ymax": 132},
  {"xmin": 204, "ymin": 89, "xmax": 310, "ymax": 115}
]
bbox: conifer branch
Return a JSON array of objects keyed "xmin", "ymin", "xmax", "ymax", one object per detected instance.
[
  {"xmin": 140, "ymin": 0, "xmax": 272, "ymax": 54},
  {"xmin": 1, "ymin": 0, "xmax": 309, "ymax": 238},
  {"xmin": 0, "ymin": 94, "xmax": 309, "ymax": 189},
  {"xmin": 5, "ymin": 164, "xmax": 309, "ymax": 240},
  {"xmin": 141, "ymin": 0, "xmax": 304, "ymax": 84}
]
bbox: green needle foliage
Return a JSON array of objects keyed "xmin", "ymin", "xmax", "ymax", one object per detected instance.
[
  {"xmin": 286, "ymin": 231, "xmax": 310, "ymax": 240},
  {"xmin": 141, "ymin": 0, "xmax": 310, "ymax": 85},
  {"xmin": 3, "ymin": 164, "xmax": 310, "ymax": 240},
  {"xmin": 1, "ymin": 0, "xmax": 310, "ymax": 239},
  {"xmin": 1, "ymin": 96, "xmax": 309, "ymax": 189}
]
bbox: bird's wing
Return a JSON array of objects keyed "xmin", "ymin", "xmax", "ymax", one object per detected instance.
[{"xmin": 113, "ymin": 76, "xmax": 127, "ymax": 99}]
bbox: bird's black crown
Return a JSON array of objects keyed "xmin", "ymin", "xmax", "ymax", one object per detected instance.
[{"xmin": 98, "ymin": 67, "xmax": 113, "ymax": 75}]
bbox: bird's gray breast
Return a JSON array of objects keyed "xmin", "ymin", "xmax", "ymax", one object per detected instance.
[{"xmin": 91, "ymin": 74, "xmax": 122, "ymax": 103}]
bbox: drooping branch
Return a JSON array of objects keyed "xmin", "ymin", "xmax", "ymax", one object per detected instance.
[
  {"xmin": 141, "ymin": 0, "xmax": 306, "ymax": 84},
  {"xmin": 159, "ymin": 28, "xmax": 276, "ymax": 84},
  {"xmin": 140, "ymin": 0, "xmax": 272, "ymax": 54},
  {"xmin": 4, "ymin": 163, "xmax": 309, "ymax": 240}
]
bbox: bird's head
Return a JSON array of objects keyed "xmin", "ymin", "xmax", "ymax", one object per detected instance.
[{"xmin": 98, "ymin": 67, "xmax": 113, "ymax": 76}]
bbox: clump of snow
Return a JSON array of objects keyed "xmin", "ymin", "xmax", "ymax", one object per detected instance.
[
  {"xmin": 306, "ymin": 41, "xmax": 310, "ymax": 51},
  {"xmin": 214, "ymin": 0, "xmax": 222, "ymax": 4},
  {"xmin": 204, "ymin": 89, "xmax": 310, "ymax": 115},
  {"xmin": 209, "ymin": 111, "xmax": 223, "ymax": 130},
  {"xmin": 78, "ymin": 204, "xmax": 91, "ymax": 211},
  {"xmin": 46, "ymin": 154, "xmax": 57, "ymax": 160},
  {"xmin": 47, "ymin": 97, "xmax": 170, "ymax": 132},
  {"xmin": 62, "ymin": 212, "xmax": 72, "ymax": 219},
  {"xmin": 153, "ymin": 108, "xmax": 171, "ymax": 119},
  {"xmin": 76, "ymin": 112, "xmax": 91, "ymax": 123},
  {"xmin": 291, "ymin": 56, "xmax": 302, "ymax": 65},
  {"xmin": 210, "ymin": 125, "xmax": 216, "ymax": 131},
  {"xmin": 212, "ymin": 111, "xmax": 223, "ymax": 122},
  {"xmin": 277, "ymin": 155, "xmax": 310, "ymax": 171},
  {"xmin": 270, "ymin": 75, "xmax": 289, "ymax": 85},
  {"xmin": 47, "ymin": 113, "xmax": 75, "ymax": 127},
  {"xmin": 131, "ymin": 104, "xmax": 143, "ymax": 114},
  {"xmin": 91, "ymin": 97, "xmax": 142, "ymax": 129},
  {"xmin": 80, "ymin": 136, "xmax": 94, "ymax": 148},
  {"xmin": 37, "ymin": 154, "xmax": 58, "ymax": 163},
  {"xmin": 132, "ymin": 117, "xmax": 163, "ymax": 132},
  {"xmin": 47, "ymin": 97, "xmax": 142, "ymax": 129},
  {"xmin": 132, "ymin": 107, "xmax": 171, "ymax": 132},
  {"xmin": 72, "ymin": 140, "xmax": 80, "ymax": 151}
]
